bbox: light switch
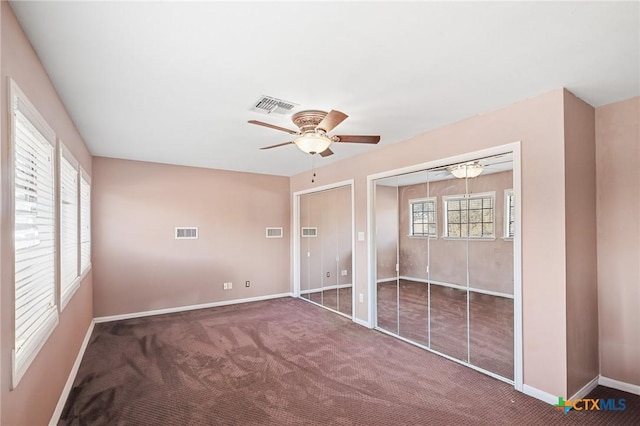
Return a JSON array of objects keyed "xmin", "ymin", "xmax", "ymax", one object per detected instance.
[{"xmin": 358, "ymin": 231, "xmax": 365, "ymax": 241}]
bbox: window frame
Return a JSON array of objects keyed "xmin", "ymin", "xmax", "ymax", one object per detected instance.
[
  {"xmin": 59, "ymin": 142, "xmax": 80, "ymax": 309},
  {"xmin": 442, "ymin": 191, "xmax": 496, "ymax": 240},
  {"xmin": 408, "ymin": 197, "xmax": 438, "ymax": 238},
  {"xmin": 504, "ymin": 189, "xmax": 515, "ymax": 240},
  {"xmin": 9, "ymin": 79, "xmax": 59, "ymax": 388},
  {"xmin": 79, "ymin": 168, "xmax": 92, "ymax": 275}
]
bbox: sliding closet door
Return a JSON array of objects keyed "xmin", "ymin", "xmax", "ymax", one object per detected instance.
[
  {"xmin": 336, "ymin": 186, "xmax": 353, "ymax": 316},
  {"xmin": 372, "ymin": 153, "xmax": 516, "ymax": 382},
  {"xmin": 375, "ymin": 177, "xmax": 399, "ymax": 334},
  {"xmin": 429, "ymin": 168, "xmax": 469, "ymax": 362},
  {"xmin": 298, "ymin": 185, "xmax": 353, "ymax": 318},
  {"xmin": 300, "ymin": 194, "xmax": 312, "ymax": 301},
  {"xmin": 397, "ymin": 171, "xmax": 429, "ymax": 346},
  {"xmin": 467, "ymin": 158, "xmax": 514, "ymax": 380},
  {"xmin": 321, "ymin": 189, "xmax": 339, "ymax": 311},
  {"xmin": 307, "ymin": 193, "xmax": 323, "ymax": 305}
]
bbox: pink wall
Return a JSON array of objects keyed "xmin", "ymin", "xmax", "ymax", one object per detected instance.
[
  {"xmin": 91, "ymin": 157, "xmax": 291, "ymax": 317},
  {"xmin": 595, "ymin": 96, "xmax": 640, "ymax": 387},
  {"xmin": 563, "ymin": 91, "xmax": 599, "ymax": 396},
  {"xmin": 0, "ymin": 3, "xmax": 93, "ymax": 425},
  {"xmin": 397, "ymin": 171, "xmax": 514, "ymax": 295},
  {"xmin": 291, "ymin": 89, "xmax": 569, "ymax": 397}
]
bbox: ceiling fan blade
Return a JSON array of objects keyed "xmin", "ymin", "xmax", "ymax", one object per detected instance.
[
  {"xmin": 316, "ymin": 110, "xmax": 348, "ymax": 132},
  {"xmin": 248, "ymin": 120, "xmax": 299, "ymax": 135},
  {"xmin": 334, "ymin": 135, "xmax": 380, "ymax": 144},
  {"xmin": 259, "ymin": 141, "xmax": 294, "ymax": 150},
  {"xmin": 319, "ymin": 148, "xmax": 334, "ymax": 157}
]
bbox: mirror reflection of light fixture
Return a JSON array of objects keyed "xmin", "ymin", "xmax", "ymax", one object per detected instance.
[
  {"xmin": 293, "ymin": 132, "xmax": 332, "ymax": 155},
  {"xmin": 448, "ymin": 161, "xmax": 484, "ymax": 178}
]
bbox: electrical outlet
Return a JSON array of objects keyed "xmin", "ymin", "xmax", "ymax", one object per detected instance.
[
  {"xmin": 326, "ymin": 272, "xmax": 330, "ymax": 278},
  {"xmin": 223, "ymin": 282, "xmax": 228, "ymax": 290},
  {"xmin": 245, "ymin": 281, "xmax": 250, "ymax": 287},
  {"xmin": 341, "ymin": 270, "xmax": 348, "ymax": 276},
  {"xmin": 228, "ymin": 282, "xmax": 232, "ymax": 289},
  {"xmin": 359, "ymin": 293, "xmax": 364, "ymax": 303}
]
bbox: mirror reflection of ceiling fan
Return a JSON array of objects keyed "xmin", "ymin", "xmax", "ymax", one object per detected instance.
[{"xmin": 248, "ymin": 109, "xmax": 380, "ymax": 157}]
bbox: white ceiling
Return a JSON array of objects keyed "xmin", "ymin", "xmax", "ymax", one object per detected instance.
[{"xmin": 9, "ymin": 1, "xmax": 639, "ymax": 177}]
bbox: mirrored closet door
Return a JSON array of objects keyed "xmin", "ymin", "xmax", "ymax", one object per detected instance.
[
  {"xmin": 299, "ymin": 185, "xmax": 353, "ymax": 318},
  {"xmin": 374, "ymin": 153, "xmax": 514, "ymax": 381}
]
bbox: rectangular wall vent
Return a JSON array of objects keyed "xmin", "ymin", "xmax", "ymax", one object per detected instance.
[
  {"xmin": 250, "ymin": 95, "xmax": 298, "ymax": 115},
  {"xmin": 301, "ymin": 227, "xmax": 318, "ymax": 238},
  {"xmin": 175, "ymin": 227, "xmax": 198, "ymax": 239},
  {"xmin": 266, "ymin": 227, "xmax": 283, "ymax": 238}
]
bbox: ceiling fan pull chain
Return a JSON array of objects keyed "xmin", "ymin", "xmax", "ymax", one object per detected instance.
[{"xmin": 311, "ymin": 156, "xmax": 316, "ymax": 183}]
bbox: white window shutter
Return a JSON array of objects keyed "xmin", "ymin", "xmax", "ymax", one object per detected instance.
[
  {"xmin": 12, "ymin": 80, "xmax": 59, "ymax": 387},
  {"xmin": 60, "ymin": 148, "xmax": 79, "ymax": 305},
  {"xmin": 80, "ymin": 173, "xmax": 91, "ymax": 272}
]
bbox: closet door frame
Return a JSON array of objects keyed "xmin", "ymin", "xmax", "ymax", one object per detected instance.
[
  {"xmin": 293, "ymin": 180, "xmax": 356, "ymax": 320},
  {"xmin": 366, "ymin": 142, "xmax": 522, "ymax": 391}
]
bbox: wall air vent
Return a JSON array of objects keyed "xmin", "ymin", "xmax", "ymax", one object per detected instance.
[
  {"xmin": 301, "ymin": 227, "xmax": 318, "ymax": 238},
  {"xmin": 175, "ymin": 227, "xmax": 198, "ymax": 240},
  {"xmin": 250, "ymin": 96, "xmax": 298, "ymax": 115},
  {"xmin": 266, "ymin": 227, "xmax": 283, "ymax": 238}
]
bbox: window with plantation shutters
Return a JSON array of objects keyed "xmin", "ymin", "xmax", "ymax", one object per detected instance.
[
  {"xmin": 10, "ymin": 79, "xmax": 59, "ymax": 388},
  {"xmin": 80, "ymin": 172, "xmax": 91, "ymax": 273},
  {"xmin": 60, "ymin": 146, "xmax": 79, "ymax": 307}
]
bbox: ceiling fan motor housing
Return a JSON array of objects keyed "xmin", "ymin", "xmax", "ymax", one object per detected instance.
[{"xmin": 292, "ymin": 110, "xmax": 328, "ymax": 133}]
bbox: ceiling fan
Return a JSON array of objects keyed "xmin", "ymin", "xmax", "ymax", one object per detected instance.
[{"xmin": 248, "ymin": 109, "xmax": 380, "ymax": 157}]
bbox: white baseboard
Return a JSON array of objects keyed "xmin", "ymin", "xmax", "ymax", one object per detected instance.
[
  {"xmin": 352, "ymin": 317, "xmax": 373, "ymax": 328},
  {"xmin": 94, "ymin": 292, "xmax": 294, "ymax": 323},
  {"xmin": 521, "ymin": 375, "xmax": 639, "ymax": 407},
  {"xmin": 49, "ymin": 320, "xmax": 95, "ymax": 426},
  {"xmin": 599, "ymin": 376, "xmax": 640, "ymax": 396},
  {"xmin": 522, "ymin": 384, "xmax": 559, "ymax": 405},
  {"xmin": 300, "ymin": 283, "xmax": 352, "ymax": 295},
  {"xmin": 570, "ymin": 375, "xmax": 599, "ymax": 400},
  {"xmin": 396, "ymin": 276, "xmax": 514, "ymax": 299}
]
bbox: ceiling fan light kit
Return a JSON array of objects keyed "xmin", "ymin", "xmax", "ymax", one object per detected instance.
[
  {"xmin": 448, "ymin": 162, "xmax": 484, "ymax": 178},
  {"xmin": 249, "ymin": 109, "xmax": 380, "ymax": 157},
  {"xmin": 294, "ymin": 133, "xmax": 332, "ymax": 155}
]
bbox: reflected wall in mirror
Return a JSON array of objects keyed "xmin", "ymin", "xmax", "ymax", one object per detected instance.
[
  {"xmin": 375, "ymin": 177, "xmax": 399, "ymax": 334},
  {"xmin": 336, "ymin": 187, "xmax": 353, "ymax": 316},
  {"xmin": 374, "ymin": 153, "xmax": 515, "ymax": 381},
  {"xmin": 298, "ymin": 185, "xmax": 353, "ymax": 317},
  {"xmin": 466, "ymin": 161, "xmax": 514, "ymax": 380},
  {"xmin": 397, "ymin": 171, "xmax": 429, "ymax": 346},
  {"xmin": 299, "ymin": 193, "xmax": 312, "ymax": 301}
]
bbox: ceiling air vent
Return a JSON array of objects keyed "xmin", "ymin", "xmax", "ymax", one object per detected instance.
[
  {"xmin": 250, "ymin": 96, "xmax": 298, "ymax": 115},
  {"xmin": 175, "ymin": 227, "xmax": 198, "ymax": 240},
  {"xmin": 301, "ymin": 227, "xmax": 318, "ymax": 238},
  {"xmin": 266, "ymin": 227, "xmax": 283, "ymax": 238}
]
